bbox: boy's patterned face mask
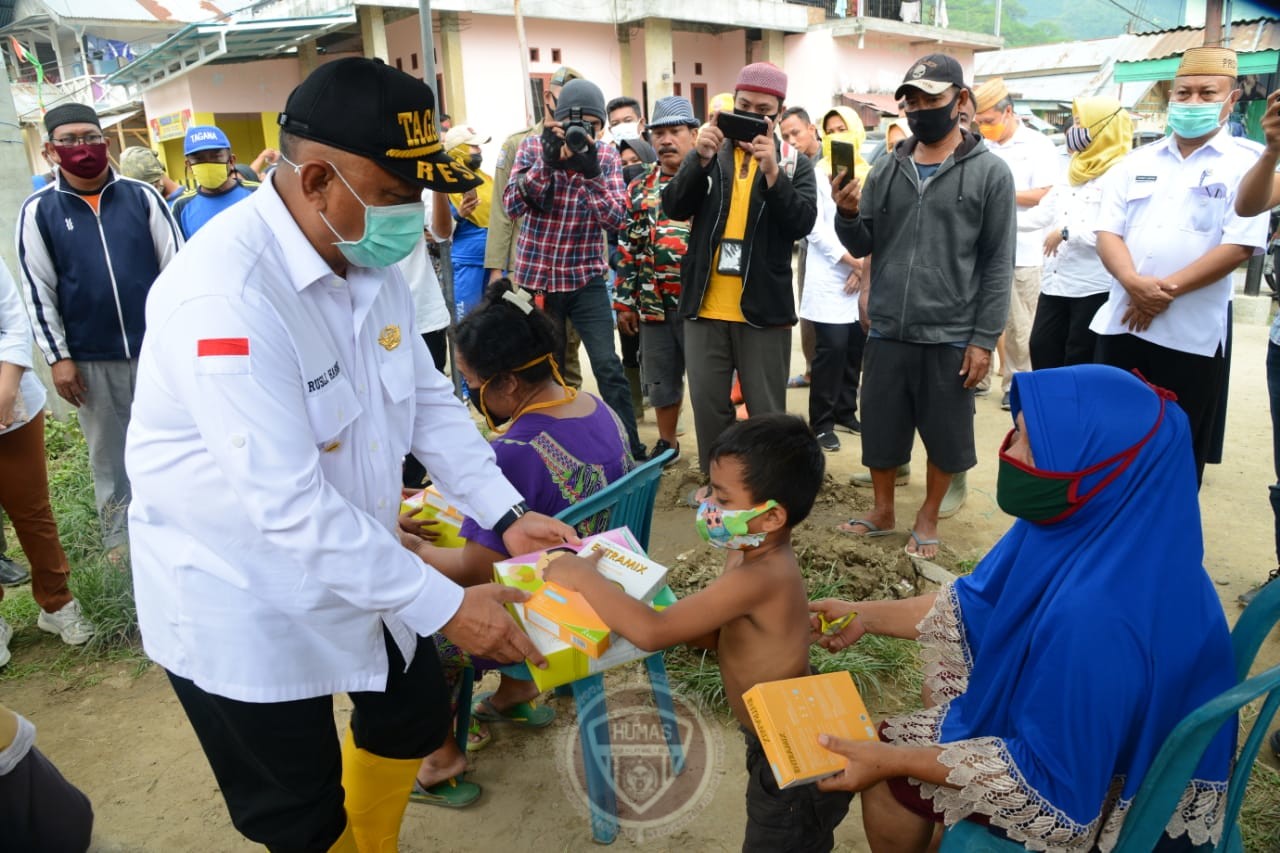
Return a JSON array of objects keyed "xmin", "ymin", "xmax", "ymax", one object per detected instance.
[{"xmin": 694, "ymin": 498, "xmax": 778, "ymax": 550}]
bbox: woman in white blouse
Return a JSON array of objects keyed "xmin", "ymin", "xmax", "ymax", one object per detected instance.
[
  {"xmin": 0, "ymin": 265, "xmax": 93, "ymax": 667},
  {"xmin": 1029, "ymin": 96, "xmax": 1133, "ymax": 368}
]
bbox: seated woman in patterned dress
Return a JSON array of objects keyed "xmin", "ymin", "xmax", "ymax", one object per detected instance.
[
  {"xmin": 809, "ymin": 365, "xmax": 1235, "ymax": 852},
  {"xmin": 400, "ymin": 279, "xmax": 634, "ymax": 807}
]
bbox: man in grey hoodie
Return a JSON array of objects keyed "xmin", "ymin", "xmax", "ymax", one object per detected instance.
[{"xmin": 832, "ymin": 54, "xmax": 1015, "ymax": 559}]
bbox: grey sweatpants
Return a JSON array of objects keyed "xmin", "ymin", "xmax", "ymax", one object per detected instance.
[
  {"xmin": 77, "ymin": 359, "xmax": 138, "ymax": 550},
  {"xmin": 683, "ymin": 319, "xmax": 791, "ymax": 475}
]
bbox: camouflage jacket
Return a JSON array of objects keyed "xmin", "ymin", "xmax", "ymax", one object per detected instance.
[{"xmin": 613, "ymin": 164, "xmax": 688, "ymax": 322}]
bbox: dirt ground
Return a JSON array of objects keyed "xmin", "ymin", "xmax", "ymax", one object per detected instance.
[{"xmin": 6, "ymin": 322, "xmax": 1280, "ymax": 852}]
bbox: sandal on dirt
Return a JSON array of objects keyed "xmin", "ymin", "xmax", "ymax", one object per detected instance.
[
  {"xmin": 466, "ymin": 717, "xmax": 492, "ymax": 753},
  {"xmin": 471, "ymin": 690, "xmax": 556, "ymax": 728},
  {"xmin": 904, "ymin": 529, "xmax": 941, "ymax": 558},
  {"xmin": 409, "ymin": 776, "xmax": 481, "ymax": 808},
  {"xmin": 838, "ymin": 518, "xmax": 895, "ymax": 537}
]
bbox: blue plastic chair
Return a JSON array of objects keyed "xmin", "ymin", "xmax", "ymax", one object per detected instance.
[
  {"xmin": 552, "ymin": 448, "xmax": 684, "ymax": 844},
  {"xmin": 940, "ymin": 577, "xmax": 1280, "ymax": 852}
]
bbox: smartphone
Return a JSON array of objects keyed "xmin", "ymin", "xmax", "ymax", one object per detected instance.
[
  {"xmin": 829, "ymin": 140, "xmax": 856, "ymax": 186},
  {"xmin": 716, "ymin": 111, "xmax": 770, "ymax": 143}
]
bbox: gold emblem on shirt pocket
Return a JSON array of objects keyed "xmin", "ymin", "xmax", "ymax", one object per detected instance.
[{"xmin": 378, "ymin": 325, "xmax": 402, "ymax": 351}]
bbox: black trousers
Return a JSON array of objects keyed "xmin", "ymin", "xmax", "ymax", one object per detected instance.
[
  {"xmin": 1095, "ymin": 333, "xmax": 1224, "ymax": 486},
  {"xmin": 166, "ymin": 630, "xmax": 450, "ymax": 853},
  {"xmin": 1029, "ymin": 292, "xmax": 1108, "ymax": 370},
  {"xmin": 0, "ymin": 740, "xmax": 94, "ymax": 853},
  {"xmin": 808, "ymin": 321, "xmax": 865, "ymax": 433}
]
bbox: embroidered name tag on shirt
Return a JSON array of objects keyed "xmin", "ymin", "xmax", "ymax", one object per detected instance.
[
  {"xmin": 306, "ymin": 361, "xmax": 342, "ymax": 393},
  {"xmin": 1135, "ymin": 175, "xmax": 1158, "ymax": 183},
  {"xmin": 195, "ymin": 338, "xmax": 252, "ymax": 375}
]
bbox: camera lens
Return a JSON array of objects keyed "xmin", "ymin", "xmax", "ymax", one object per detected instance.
[{"xmin": 565, "ymin": 124, "xmax": 592, "ymax": 155}]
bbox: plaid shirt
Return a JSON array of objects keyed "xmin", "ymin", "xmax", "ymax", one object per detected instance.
[
  {"xmin": 614, "ymin": 165, "xmax": 688, "ymax": 322},
  {"xmin": 502, "ymin": 135, "xmax": 628, "ymax": 293}
]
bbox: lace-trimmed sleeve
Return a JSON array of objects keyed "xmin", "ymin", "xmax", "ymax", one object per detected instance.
[{"xmin": 917, "ymin": 581, "xmax": 971, "ymax": 705}]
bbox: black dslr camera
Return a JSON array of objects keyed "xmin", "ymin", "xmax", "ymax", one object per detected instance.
[{"xmin": 562, "ymin": 107, "xmax": 594, "ymax": 155}]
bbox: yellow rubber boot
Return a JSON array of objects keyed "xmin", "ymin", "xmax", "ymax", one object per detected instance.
[
  {"xmin": 327, "ymin": 819, "xmax": 357, "ymax": 853},
  {"xmin": 340, "ymin": 727, "xmax": 420, "ymax": 852}
]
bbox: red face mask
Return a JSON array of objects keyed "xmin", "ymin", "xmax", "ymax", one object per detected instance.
[{"xmin": 55, "ymin": 142, "xmax": 109, "ymax": 180}]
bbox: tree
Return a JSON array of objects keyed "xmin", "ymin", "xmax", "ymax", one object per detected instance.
[{"xmin": 938, "ymin": 0, "xmax": 1068, "ymax": 46}]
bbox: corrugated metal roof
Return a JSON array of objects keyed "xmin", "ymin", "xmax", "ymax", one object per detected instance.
[
  {"xmin": 27, "ymin": 0, "xmax": 231, "ymax": 24},
  {"xmin": 1112, "ymin": 17, "xmax": 1279, "ymax": 63},
  {"xmin": 975, "ymin": 35, "xmax": 1131, "ymax": 77}
]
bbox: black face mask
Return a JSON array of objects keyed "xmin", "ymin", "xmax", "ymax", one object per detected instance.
[
  {"xmin": 906, "ymin": 96, "xmax": 960, "ymax": 145},
  {"xmin": 622, "ymin": 163, "xmax": 647, "ymax": 185},
  {"xmin": 466, "ymin": 154, "xmax": 482, "ymax": 171}
]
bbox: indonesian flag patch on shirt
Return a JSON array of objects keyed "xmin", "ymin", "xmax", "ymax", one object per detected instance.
[{"xmin": 195, "ymin": 337, "xmax": 252, "ymax": 374}]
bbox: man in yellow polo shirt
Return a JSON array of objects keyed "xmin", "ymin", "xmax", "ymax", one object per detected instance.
[{"xmin": 663, "ymin": 62, "xmax": 818, "ymax": 475}]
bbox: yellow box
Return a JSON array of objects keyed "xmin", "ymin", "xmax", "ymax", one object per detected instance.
[
  {"xmin": 743, "ymin": 671, "xmax": 878, "ymax": 789},
  {"xmin": 524, "ymin": 581, "xmax": 613, "ymax": 657},
  {"xmin": 509, "ymin": 586, "xmax": 677, "ymax": 692},
  {"xmin": 399, "ymin": 485, "xmax": 466, "ymax": 549}
]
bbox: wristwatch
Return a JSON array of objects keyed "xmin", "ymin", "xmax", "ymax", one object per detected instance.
[
  {"xmin": 493, "ymin": 500, "xmax": 531, "ymax": 538},
  {"xmin": 1060, "ymin": 226, "xmax": 1069, "ymax": 241}
]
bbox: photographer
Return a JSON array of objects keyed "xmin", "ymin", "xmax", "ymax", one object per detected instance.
[
  {"xmin": 502, "ymin": 78, "xmax": 646, "ymax": 460},
  {"xmin": 662, "ymin": 62, "xmax": 818, "ymax": 476}
]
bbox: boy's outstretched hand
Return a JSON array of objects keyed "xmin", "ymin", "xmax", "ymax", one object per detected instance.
[
  {"xmin": 808, "ymin": 598, "xmax": 865, "ymax": 651},
  {"xmin": 815, "ymin": 735, "xmax": 891, "ymax": 793},
  {"xmin": 541, "ymin": 549, "xmax": 605, "ymax": 591}
]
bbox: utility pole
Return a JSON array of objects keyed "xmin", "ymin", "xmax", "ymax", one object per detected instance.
[
  {"xmin": 514, "ymin": 0, "xmax": 536, "ymax": 125},
  {"xmin": 993, "ymin": 0, "xmax": 1003, "ymax": 38},
  {"xmin": 418, "ymin": 0, "xmax": 463, "ymax": 397},
  {"xmin": 1203, "ymin": 0, "xmax": 1223, "ymax": 45}
]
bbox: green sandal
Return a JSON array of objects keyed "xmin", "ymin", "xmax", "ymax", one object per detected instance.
[
  {"xmin": 466, "ymin": 717, "xmax": 492, "ymax": 753},
  {"xmin": 409, "ymin": 776, "xmax": 481, "ymax": 808},
  {"xmin": 471, "ymin": 690, "xmax": 556, "ymax": 728}
]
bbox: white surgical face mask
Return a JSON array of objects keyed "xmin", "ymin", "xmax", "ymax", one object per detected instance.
[{"xmin": 611, "ymin": 121, "xmax": 641, "ymax": 142}]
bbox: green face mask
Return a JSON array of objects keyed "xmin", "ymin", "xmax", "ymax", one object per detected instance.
[
  {"xmin": 996, "ymin": 458, "xmax": 1073, "ymax": 523},
  {"xmin": 994, "ymin": 385, "xmax": 1170, "ymax": 525}
]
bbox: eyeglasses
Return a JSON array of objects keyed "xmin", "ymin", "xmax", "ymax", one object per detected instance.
[{"xmin": 51, "ymin": 133, "xmax": 105, "ymax": 146}]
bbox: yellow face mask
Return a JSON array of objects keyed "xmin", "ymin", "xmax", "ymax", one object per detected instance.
[
  {"xmin": 190, "ymin": 161, "xmax": 231, "ymax": 191},
  {"xmin": 978, "ymin": 120, "xmax": 1005, "ymax": 142}
]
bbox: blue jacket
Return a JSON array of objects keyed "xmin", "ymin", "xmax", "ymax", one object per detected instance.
[{"xmin": 17, "ymin": 171, "xmax": 181, "ymax": 363}]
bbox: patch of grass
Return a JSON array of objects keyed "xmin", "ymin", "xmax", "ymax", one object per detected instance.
[
  {"xmin": 1240, "ymin": 758, "xmax": 1280, "ymax": 853},
  {"xmin": 664, "ymin": 553, "xmax": 925, "ymax": 719},
  {"xmin": 1, "ymin": 416, "xmax": 146, "ymax": 682}
]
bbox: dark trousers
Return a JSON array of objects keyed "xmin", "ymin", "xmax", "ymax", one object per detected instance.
[
  {"xmin": 743, "ymin": 730, "xmax": 850, "ymax": 853},
  {"xmin": 684, "ymin": 319, "xmax": 792, "ymax": 474},
  {"xmin": 542, "ymin": 278, "xmax": 643, "ymax": 456},
  {"xmin": 1269, "ymin": 341, "xmax": 1280, "ymax": 565},
  {"xmin": 1095, "ymin": 333, "xmax": 1224, "ymax": 486},
  {"xmin": 403, "ymin": 330, "xmax": 451, "ymax": 488},
  {"xmin": 1029, "ymin": 292, "xmax": 1108, "ymax": 370},
  {"xmin": 808, "ymin": 321, "xmax": 865, "ymax": 433},
  {"xmin": 0, "ymin": 739, "xmax": 94, "ymax": 853},
  {"xmin": 166, "ymin": 631, "xmax": 450, "ymax": 852}
]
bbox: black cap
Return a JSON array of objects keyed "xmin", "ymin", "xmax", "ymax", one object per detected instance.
[
  {"xmin": 894, "ymin": 53, "xmax": 967, "ymax": 100},
  {"xmin": 278, "ymin": 57, "xmax": 481, "ymax": 193},
  {"xmin": 45, "ymin": 103, "xmax": 100, "ymax": 135}
]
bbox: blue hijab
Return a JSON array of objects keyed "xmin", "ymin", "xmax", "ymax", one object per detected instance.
[{"xmin": 941, "ymin": 365, "xmax": 1233, "ymax": 835}]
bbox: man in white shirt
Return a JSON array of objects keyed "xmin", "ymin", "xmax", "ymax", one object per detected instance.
[
  {"xmin": 126, "ymin": 59, "xmax": 573, "ymax": 852},
  {"xmin": 1091, "ymin": 47, "xmax": 1268, "ymax": 484},
  {"xmin": 974, "ymin": 78, "xmax": 1060, "ymax": 409}
]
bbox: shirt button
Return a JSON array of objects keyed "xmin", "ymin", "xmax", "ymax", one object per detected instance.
[
  {"xmin": 378, "ymin": 498, "xmax": 387, "ymax": 509},
  {"xmin": 370, "ymin": 441, "xmax": 379, "ymax": 452},
  {"xmin": 230, "ymin": 435, "xmax": 246, "ymax": 448},
  {"xmin": 358, "ymin": 384, "xmax": 367, "ymax": 395}
]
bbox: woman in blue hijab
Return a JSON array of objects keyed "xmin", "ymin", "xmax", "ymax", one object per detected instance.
[{"xmin": 811, "ymin": 365, "xmax": 1235, "ymax": 851}]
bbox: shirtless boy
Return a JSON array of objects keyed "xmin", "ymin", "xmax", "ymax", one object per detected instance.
[{"xmin": 544, "ymin": 414, "xmax": 852, "ymax": 851}]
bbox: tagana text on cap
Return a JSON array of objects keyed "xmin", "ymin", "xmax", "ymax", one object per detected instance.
[
  {"xmin": 184, "ymin": 125, "xmax": 231, "ymax": 156},
  {"xmin": 278, "ymin": 57, "xmax": 481, "ymax": 193},
  {"xmin": 895, "ymin": 53, "xmax": 967, "ymax": 100}
]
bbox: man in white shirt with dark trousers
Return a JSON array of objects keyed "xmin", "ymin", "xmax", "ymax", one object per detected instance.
[{"xmin": 126, "ymin": 59, "xmax": 573, "ymax": 853}]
